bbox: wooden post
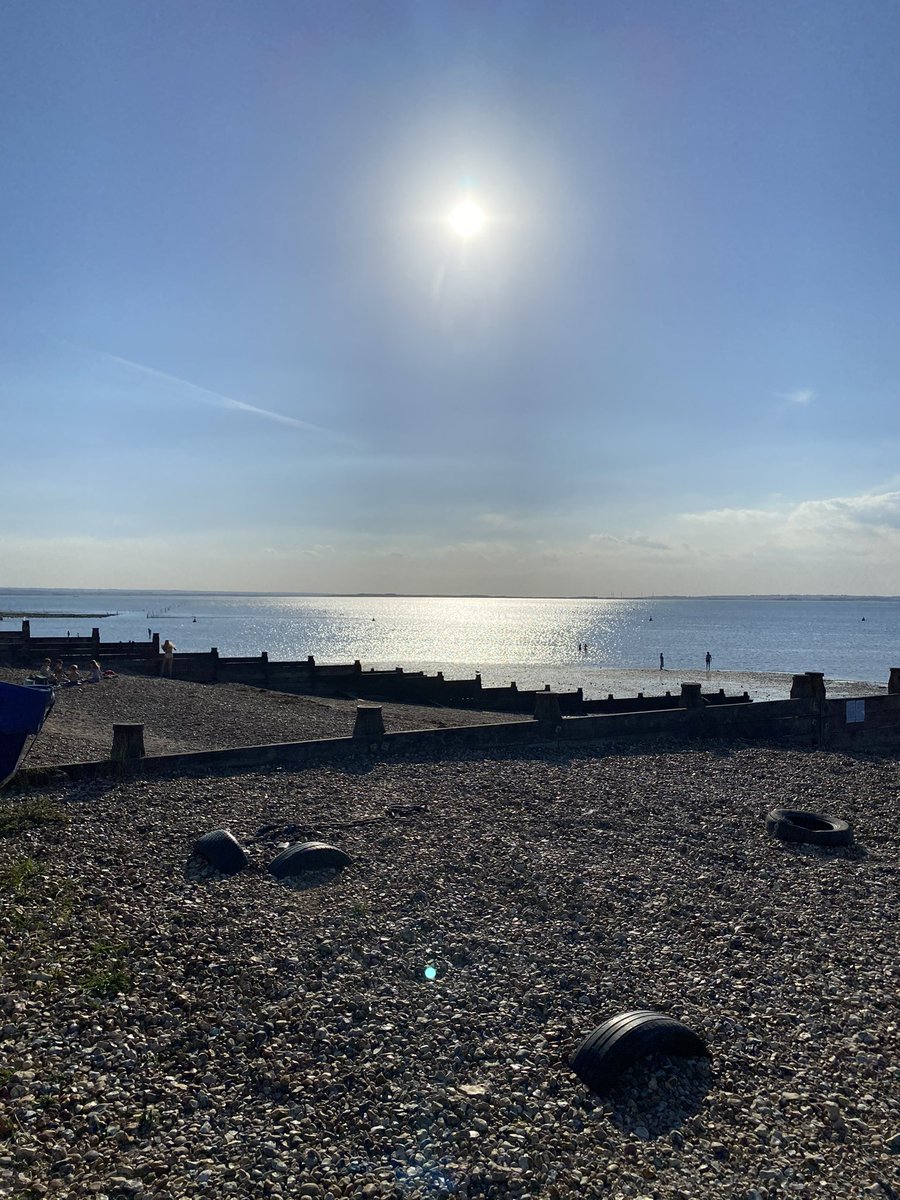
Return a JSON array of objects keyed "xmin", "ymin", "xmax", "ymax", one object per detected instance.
[
  {"xmin": 111, "ymin": 723, "xmax": 145, "ymax": 763},
  {"xmin": 353, "ymin": 705, "xmax": 385, "ymax": 738},
  {"xmin": 534, "ymin": 692, "xmax": 562, "ymax": 725},
  {"xmin": 805, "ymin": 671, "xmax": 826, "ymax": 697},
  {"xmin": 679, "ymin": 682, "xmax": 703, "ymax": 708},
  {"xmin": 790, "ymin": 674, "xmax": 811, "ymax": 699}
]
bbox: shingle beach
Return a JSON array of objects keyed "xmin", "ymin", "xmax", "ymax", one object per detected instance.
[{"xmin": 1, "ymin": 672, "xmax": 898, "ymax": 1199}]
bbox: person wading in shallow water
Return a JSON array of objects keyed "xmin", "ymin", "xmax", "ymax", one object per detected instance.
[
  {"xmin": 706, "ymin": 650, "xmax": 712, "ymax": 671},
  {"xmin": 161, "ymin": 639, "xmax": 176, "ymax": 678},
  {"xmin": 659, "ymin": 653, "xmax": 665, "ymax": 670}
]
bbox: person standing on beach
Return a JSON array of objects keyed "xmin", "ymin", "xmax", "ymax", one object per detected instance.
[
  {"xmin": 659, "ymin": 653, "xmax": 664, "ymax": 670},
  {"xmin": 705, "ymin": 650, "xmax": 712, "ymax": 671},
  {"xmin": 161, "ymin": 639, "xmax": 176, "ymax": 678}
]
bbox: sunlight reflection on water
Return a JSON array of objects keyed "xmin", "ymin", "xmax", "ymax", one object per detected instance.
[{"xmin": 2, "ymin": 591, "xmax": 897, "ymax": 684}]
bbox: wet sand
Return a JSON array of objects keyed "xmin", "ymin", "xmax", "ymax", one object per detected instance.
[{"xmin": 372, "ymin": 663, "xmax": 890, "ymax": 704}]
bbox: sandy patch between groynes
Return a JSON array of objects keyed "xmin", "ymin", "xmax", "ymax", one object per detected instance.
[
  {"xmin": 367, "ymin": 662, "xmax": 890, "ymax": 704},
  {"xmin": 0, "ymin": 669, "xmax": 527, "ymax": 769}
]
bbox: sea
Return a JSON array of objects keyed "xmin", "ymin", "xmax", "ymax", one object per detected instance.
[{"xmin": 1, "ymin": 591, "xmax": 898, "ymax": 695}]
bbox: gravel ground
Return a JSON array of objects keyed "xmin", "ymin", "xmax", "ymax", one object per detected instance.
[
  {"xmin": 1, "ymin": 737, "xmax": 899, "ymax": 1199},
  {"xmin": 0, "ymin": 670, "xmax": 525, "ymax": 768}
]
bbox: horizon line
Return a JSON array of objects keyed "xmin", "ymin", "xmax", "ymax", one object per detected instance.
[{"xmin": 2, "ymin": 588, "xmax": 900, "ymax": 601}]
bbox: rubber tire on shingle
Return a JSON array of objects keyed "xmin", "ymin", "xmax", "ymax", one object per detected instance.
[
  {"xmin": 765, "ymin": 808, "xmax": 852, "ymax": 848},
  {"xmin": 192, "ymin": 829, "xmax": 248, "ymax": 874},
  {"xmin": 571, "ymin": 1010, "xmax": 710, "ymax": 1094},
  {"xmin": 268, "ymin": 841, "xmax": 351, "ymax": 878}
]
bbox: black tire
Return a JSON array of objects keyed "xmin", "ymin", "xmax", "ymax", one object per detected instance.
[
  {"xmin": 765, "ymin": 808, "xmax": 852, "ymax": 848},
  {"xmin": 192, "ymin": 829, "xmax": 249, "ymax": 874},
  {"xmin": 268, "ymin": 841, "xmax": 351, "ymax": 878},
  {"xmin": 571, "ymin": 1010, "xmax": 709, "ymax": 1094}
]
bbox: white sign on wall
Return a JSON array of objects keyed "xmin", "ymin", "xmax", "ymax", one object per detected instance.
[{"xmin": 846, "ymin": 699, "xmax": 865, "ymax": 724}]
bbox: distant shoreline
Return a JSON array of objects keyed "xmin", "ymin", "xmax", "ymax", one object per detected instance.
[
  {"xmin": 1, "ymin": 589, "xmax": 900, "ymax": 601},
  {"xmin": 0, "ymin": 611, "xmax": 115, "ymax": 619}
]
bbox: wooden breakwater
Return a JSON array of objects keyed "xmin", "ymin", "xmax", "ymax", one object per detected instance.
[
  {"xmin": 127, "ymin": 646, "xmax": 753, "ymax": 715},
  {"xmin": 0, "ymin": 621, "xmax": 158, "ymax": 666},
  {"xmin": 15, "ymin": 687, "xmax": 900, "ymax": 791},
  {"xmin": 0, "ymin": 618, "xmax": 752, "ymax": 714}
]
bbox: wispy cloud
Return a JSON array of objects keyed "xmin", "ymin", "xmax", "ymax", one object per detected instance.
[
  {"xmin": 588, "ymin": 531, "xmax": 671, "ymax": 551},
  {"xmin": 778, "ymin": 387, "xmax": 815, "ymax": 406}
]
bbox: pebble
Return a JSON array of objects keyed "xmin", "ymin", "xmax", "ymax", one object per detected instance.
[{"xmin": 0, "ymin": 697, "xmax": 897, "ymax": 1200}]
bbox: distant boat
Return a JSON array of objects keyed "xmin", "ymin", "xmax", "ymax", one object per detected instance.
[{"xmin": 0, "ymin": 681, "xmax": 56, "ymax": 789}]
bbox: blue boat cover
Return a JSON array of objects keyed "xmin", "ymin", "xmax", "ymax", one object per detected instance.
[{"xmin": 0, "ymin": 680, "xmax": 55, "ymax": 735}]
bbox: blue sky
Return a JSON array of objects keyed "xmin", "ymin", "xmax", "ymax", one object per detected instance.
[{"xmin": 3, "ymin": 0, "xmax": 900, "ymax": 594}]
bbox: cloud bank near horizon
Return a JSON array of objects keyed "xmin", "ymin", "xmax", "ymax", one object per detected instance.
[{"xmin": 4, "ymin": 487, "xmax": 900, "ymax": 595}]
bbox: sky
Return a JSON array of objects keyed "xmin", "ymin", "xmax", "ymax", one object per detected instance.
[{"xmin": 2, "ymin": 0, "xmax": 900, "ymax": 595}]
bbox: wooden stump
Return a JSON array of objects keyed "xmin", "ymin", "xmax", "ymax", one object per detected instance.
[
  {"xmin": 353, "ymin": 705, "xmax": 385, "ymax": 738},
  {"xmin": 790, "ymin": 673, "xmax": 812, "ymax": 699},
  {"xmin": 111, "ymin": 723, "xmax": 145, "ymax": 763},
  {"xmin": 679, "ymin": 682, "xmax": 704, "ymax": 708}
]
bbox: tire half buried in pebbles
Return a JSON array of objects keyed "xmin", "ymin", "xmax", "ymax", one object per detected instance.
[
  {"xmin": 267, "ymin": 840, "xmax": 351, "ymax": 878},
  {"xmin": 192, "ymin": 828, "xmax": 249, "ymax": 874},
  {"xmin": 571, "ymin": 1010, "xmax": 710, "ymax": 1094}
]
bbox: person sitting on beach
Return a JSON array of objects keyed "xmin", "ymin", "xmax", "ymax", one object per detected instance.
[
  {"xmin": 86, "ymin": 659, "xmax": 102, "ymax": 684},
  {"xmin": 64, "ymin": 664, "xmax": 82, "ymax": 687},
  {"xmin": 26, "ymin": 657, "xmax": 57, "ymax": 686}
]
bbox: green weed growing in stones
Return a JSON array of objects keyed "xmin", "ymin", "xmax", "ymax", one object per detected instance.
[
  {"xmin": 83, "ymin": 943, "xmax": 132, "ymax": 998},
  {"xmin": 0, "ymin": 857, "xmax": 42, "ymax": 896},
  {"xmin": 0, "ymin": 799, "xmax": 66, "ymax": 837}
]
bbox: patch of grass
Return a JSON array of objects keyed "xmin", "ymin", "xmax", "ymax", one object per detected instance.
[
  {"xmin": 350, "ymin": 900, "xmax": 370, "ymax": 917},
  {"xmin": 0, "ymin": 799, "xmax": 67, "ymax": 838},
  {"xmin": 83, "ymin": 941, "xmax": 132, "ymax": 997},
  {"xmin": 89, "ymin": 941, "xmax": 127, "ymax": 959},
  {"xmin": 0, "ymin": 857, "xmax": 42, "ymax": 896},
  {"xmin": 83, "ymin": 965, "xmax": 132, "ymax": 998}
]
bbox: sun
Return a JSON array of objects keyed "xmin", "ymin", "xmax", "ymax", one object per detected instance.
[{"xmin": 448, "ymin": 199, "xmax": 486, "ymax": 238}]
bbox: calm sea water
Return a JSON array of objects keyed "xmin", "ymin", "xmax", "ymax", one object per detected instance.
[{"xmin": 1, "ymin": 590, "xmax": 898, "ymax": 688}]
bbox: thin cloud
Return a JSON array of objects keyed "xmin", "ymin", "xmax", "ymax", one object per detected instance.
[
  {"xmin": 588, "ymin": 532, "xmax": 670, "ymax": 551},
  {"xmin": 779, "ymin": 387, "xmax": 815, "ymax": 406},
  {"xmin": 54, "ymin": 337, "xmax": 355, "ymax": 445}
]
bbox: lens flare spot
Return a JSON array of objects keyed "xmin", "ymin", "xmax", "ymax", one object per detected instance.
[{"xmin": 424, "ymin": 964, "xmax": 438, "ymax": 980}]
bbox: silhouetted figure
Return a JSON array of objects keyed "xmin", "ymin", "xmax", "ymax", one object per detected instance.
[
  {"xmin": 161, "ymin": 638, "xmax": 176, "ymax": 678},
  {"xmin": 659, "ymin": 653, "xmax": 664, "ymax": 670},
  {"xmin": 705, "ymin": 651, "xmax": 712, "ymax": 671}
]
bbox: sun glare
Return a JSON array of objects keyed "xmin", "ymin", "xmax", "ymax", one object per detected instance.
[{"xmin": 448, "ymin": 199, "xmax": 486, "ymax": 238}]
